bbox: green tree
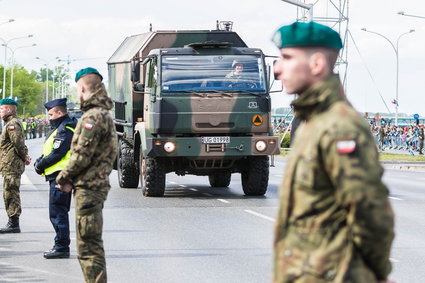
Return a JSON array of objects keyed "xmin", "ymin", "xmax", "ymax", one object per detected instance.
[{"xmin": 0, "ymin": 65, "xmax": 43, "ymax": 116}]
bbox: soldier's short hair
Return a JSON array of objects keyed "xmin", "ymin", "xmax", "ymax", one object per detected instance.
[
  {"xmin": 304, "ymin": 47, "xmax": 339, "ymax": 72},
  {"xmin": 80, "ymin": 73, "xmax": 102, "ymax": 92}
]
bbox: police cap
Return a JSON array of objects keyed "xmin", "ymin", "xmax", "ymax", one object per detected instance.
[
  {"xmin": 272, "ymin": 21, "xmax": 343, "ymax": 51},
  {"xmin": 75, "ymin": 67, "xmax": 103, "ymax": 82},
  {"xmin": 44, "ymin": 98, "xmax": 67, "ymax": 110},
  {"xmin": 0, "ymin": 98, "xmax": 18, "ymax": 106}
]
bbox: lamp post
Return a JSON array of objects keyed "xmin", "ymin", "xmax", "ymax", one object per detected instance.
[
  {"xmin": 3, "ymin": 43, "xmax": 37, "ymax": 97},
  {"xmin": 398, "ymin": 11, "xmax": 425, "ymax": 19},
  {"xmin": 361, "ymin": 28, "xmax": 415, "ymax": 126},
  {"xmin": 0, "ymin": 19, "xmax": 15, "ymax": 27},
  {"xmin": 0, "ymin": 34, "xmax": 33, "ymax": 99},
  {"xmin": 35, "ymin": 56, "xmax": 59, "ymax": 103}
]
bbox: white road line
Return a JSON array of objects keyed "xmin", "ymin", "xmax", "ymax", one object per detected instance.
[
  {"xmin": 0, "ymin": 261, "xmax": 81, "ymax": 280},
  {"xmin": 203, "ymin": 193, "xmax": 213, "ymax": 197},
  {"xmin": 244, "ymin": 209, "xmax": 275, "ymax": 222},
  {"xmin": 189, "ymin": 188, "xmax": 198, "ymax": 192},
  {"xmin": 389, "ymin": 196, "xmax": 403, "ymax": 201},
  {"xmin": 217, "ymin": 199, "xmax": 230, "ymax": 204},
  {"xmin": 179, "ymin": 184, "xmax": 187, "ymax": 187},
  {"xmin": 169, "ymin": 181, "xmax": 177, "ymax": 184},
  {"xmin": 390, "ymin": 257, "xmax": 400, "ymax": 263}
]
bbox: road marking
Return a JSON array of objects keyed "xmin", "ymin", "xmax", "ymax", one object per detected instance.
[
  {"xmin": 169, "ymin": 181, "xmax": 177, "ymax": 184},
  {"xmin": 217, "ymin": 199, "xmax": 230, "ymax": 204},
  {"xmin": 0, "ymin": 261, "xmax": 81, "ymax": 280},
  {"xmin": 203, "ymin": 193, "xmax": 213, "ymax": 197},
  {"xmin": 189, "ymin": 188, "xmax": 198, "ymax": 192},
  {"xmin": 389, "ymin": 196, "xmax": 403, "ymax": 201},
  {"xmin": 179, "ymin": 184, "xmax": 187, "ymax": 187},
  {"xmin": 244, "ymin": 209, "xmax": 275, "ymax": 222},
  {"xmin": 390, "ymin": 257, "xmax": 400, "ymax": 263}
]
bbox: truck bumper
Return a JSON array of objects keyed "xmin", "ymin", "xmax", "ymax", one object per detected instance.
[{"xmin": 142, "ymin": 136, "xmax": 280, "ymax": 158}]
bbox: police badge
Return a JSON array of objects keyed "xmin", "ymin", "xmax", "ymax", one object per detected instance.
[{"xmin": 53, "ymin": 139, "xmax": 62, "ymax": 149}]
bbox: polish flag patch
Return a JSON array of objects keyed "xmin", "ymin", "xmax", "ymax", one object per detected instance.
[
  {"xmin": 84, "ymin": 123, "xmax": 93, "ymax": 130},
  {"xmin": 8, "ymin": 125, "xmax": 15, "ymax": 130},
  {"xmin": 336, "ymin": 140, "xmax": 356, "ymax": 154}
]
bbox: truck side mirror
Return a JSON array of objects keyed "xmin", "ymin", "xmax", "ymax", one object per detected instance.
[{"xmin": 131, "ymin": 61, "xmax": 140, "ymax": 82}]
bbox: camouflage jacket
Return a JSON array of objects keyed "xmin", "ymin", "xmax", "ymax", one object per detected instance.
[
  {"xmin": 274, "ymin": 75, "xmax": 394, "ymax": 283},
  {"xmin": 56, "ymin": 85, "xmax": 117, "ymax": 192},
  {"xmin": 0, "ymin": 113, "xmax": 28, "ymax": 175}
]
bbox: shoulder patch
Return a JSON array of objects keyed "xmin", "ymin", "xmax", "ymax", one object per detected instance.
[
  {"xmin": 8, "ymin": 125, "xmax": 15, "ymax": 130},
  {"xmin": 336, "ymin": 140, "xmax": 356, "ymax": 154},
  {"xmin": 84, "ymin": 123, "xmax": 93, "ymax": 130}
]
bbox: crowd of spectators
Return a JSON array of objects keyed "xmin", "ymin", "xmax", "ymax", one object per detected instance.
[{"xmin": 272, "ymin": 115, "xmax": 425, "ymax": 155}]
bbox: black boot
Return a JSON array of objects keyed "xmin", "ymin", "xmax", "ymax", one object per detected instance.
[{"xmin": 0, "ymin": 216, "xmax": 21, "ymax": 233}]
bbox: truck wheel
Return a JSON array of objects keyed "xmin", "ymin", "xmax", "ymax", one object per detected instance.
[
  {"xmin": 117, "ymin": 139, "xmax": 140, "ymax": 188},
  {"xmin": 208, "ymin": 172, "xmax": 231, "ymax": 187},
  {"xmin": 241, "ymin": 156, "xmax": 269, "ymax": 196},
  {"xmin": 141, "ymin": 156, "xmax": 166, "ymax": 197}
]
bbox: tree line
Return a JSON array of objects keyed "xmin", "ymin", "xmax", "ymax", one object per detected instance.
[{"xmin": 0, "ymin": 64, "xmax": 69, "ymax": 117}]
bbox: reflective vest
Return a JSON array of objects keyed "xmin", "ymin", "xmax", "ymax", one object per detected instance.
[
  {"xmin": 42, "ymin": 126, "xmax": 75, "ymax": 176},
  {"xmin": 22, "ymin": 121, "xmax": 27, "ymax": 131}
]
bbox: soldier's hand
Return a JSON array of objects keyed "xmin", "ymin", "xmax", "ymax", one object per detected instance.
[
  {"xmin": 25, "ymin": 155, "xmax": 31, "ymax": 166},
  {"xmin": 58, "ymin": 183, "xmax": 73, "ymax": 193}
]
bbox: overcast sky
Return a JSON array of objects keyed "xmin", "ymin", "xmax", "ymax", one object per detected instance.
[{"xmin": 1, "ymin": 0, "xmax": 425, "ymax": 116}]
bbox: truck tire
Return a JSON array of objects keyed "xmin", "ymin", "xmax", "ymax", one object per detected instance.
[
  {"xmin": 141, "ymin": 156, "xmax": 166, "ymax": 197},
  {"xmin": 117, "ymin": 139, "xmax": 140, "ymax": 188},
  {"xmin": 208, "ymin": 172, "xmax": 231, "ymax": 187},
  {"xmin": 241, "ymin": 156, "xmax": 269, "ymax": 196}
]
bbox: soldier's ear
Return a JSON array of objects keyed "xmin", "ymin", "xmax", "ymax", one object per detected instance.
[{"xmin": 309, "ymin": 52, "xmax": 327, "ymax": 77}]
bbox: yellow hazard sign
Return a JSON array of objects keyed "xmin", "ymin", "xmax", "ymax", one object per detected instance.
[{"xmin": 252, "ymin": 115, "xmax": 263, "ymax": 126}]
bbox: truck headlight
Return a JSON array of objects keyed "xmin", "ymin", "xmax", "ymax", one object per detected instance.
[
  {"xmin": 164, "ymin": 141, "xmax": 176, "ymax": 153},
  {"xmin": 255, "ymin": 140, "xmax": 267, "ymax": 152}
]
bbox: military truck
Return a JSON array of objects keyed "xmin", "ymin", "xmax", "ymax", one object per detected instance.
[{"xmin": 108, "ymin": 27, "xmax": 280, "ymax": 197}]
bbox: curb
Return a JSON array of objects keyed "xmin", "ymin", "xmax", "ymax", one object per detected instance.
[{"xmin": 384, "ymin": 164, "xmax": 425, "ymax": 172}]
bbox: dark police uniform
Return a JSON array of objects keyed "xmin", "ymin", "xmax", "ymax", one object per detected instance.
[{"xmin": 35, "ymin": 98, "xmax": 77, "ymax": 259}]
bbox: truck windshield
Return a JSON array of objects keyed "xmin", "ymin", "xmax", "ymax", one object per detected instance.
[{"xmin": 161, "ymin": 55, "xmax": 266, "ymax": 93}]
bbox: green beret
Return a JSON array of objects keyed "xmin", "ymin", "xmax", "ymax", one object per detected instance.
[
  {"xmin": 0, "ymin": 98, "xmax": 18, "ymax": 106},
  {"xmin": 75, "ymin": 67, "xmax": 103, "ymax": 82},
  {"xmin": 272, "ymin": 21, "xmax": 343, "ymax": 50}
]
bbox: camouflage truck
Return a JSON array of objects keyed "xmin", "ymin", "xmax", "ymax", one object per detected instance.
[{"xmin": 108, "ymin": 28, "xmax": 280, "ymax": 197}]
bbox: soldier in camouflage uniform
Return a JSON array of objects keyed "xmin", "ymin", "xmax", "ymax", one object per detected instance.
[
  {"xmin": 57, "ymin": 68, "xmax": 117, "ymax": 283},
  {"xmin": 0, "ymin": 99, "xmax": 31, "ymax": 233},
  {"xmin": 272, "ymin": 22, "xmax": 394, "ymax": 283}
]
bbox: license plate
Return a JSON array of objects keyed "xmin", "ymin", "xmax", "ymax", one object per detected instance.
[{"xmin": 201, "ymin": 136, "xmax": 230, "ymax": 144}]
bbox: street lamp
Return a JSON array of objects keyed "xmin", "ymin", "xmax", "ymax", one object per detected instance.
[
  {"xmin": 0, "ymin": 34, "xmax": 33, "ymax": 99},
  {"xmin": 361, "ymin": 28, "xmax": 415, "ymax": 126},
  {"xmin": 35, "ymin": 56, "xmax": 59, "ymax": 103},
  {"xmin": 398, "ymin": 11, "xmax": 425, "ymax": 19},
  {"xmin": 2, "ymin": 43, "xmax": 37, "ymax": 97},
  {"xmin": 0, "ymin": 19, "xmax": 15, "ymax": 27}
]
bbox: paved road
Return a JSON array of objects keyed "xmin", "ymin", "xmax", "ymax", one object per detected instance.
[{"xmin": 0, "ymin": 138, "xmax": 424, "ymax": 282}]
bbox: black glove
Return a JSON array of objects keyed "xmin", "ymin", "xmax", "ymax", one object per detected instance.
[{"xmin": 34, "ymin": 157, "xmax": 43, "ymax": 175}]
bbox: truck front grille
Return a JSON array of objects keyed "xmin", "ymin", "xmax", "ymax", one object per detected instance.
[{"xmin": 190, "ymin": 159, "xmax": 234, "ymax": 169}]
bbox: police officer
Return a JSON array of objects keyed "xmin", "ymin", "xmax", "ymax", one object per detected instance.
[
  {"xmin": 0, "ymin": 98, "xmax": 31, "ymax": 233},
  {"xmin": 34, "ymin": 98, "xmax": 77, "ymax": 259},
  {"xmin": 272, "ymin": 22, "xmax": 394, "ymax": 283},
  {"xmin": 57, "ymin": 68, "xmax": 117, "ymax": 282}
]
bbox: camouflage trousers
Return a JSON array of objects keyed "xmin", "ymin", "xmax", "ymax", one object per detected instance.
[
  {"xmin": 2, "ymin": 174, "xmax": 22, "ymax": 218},
  {"xmin": 75, "ymin": 188, "xmax": 108, "ymax": 283}
]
